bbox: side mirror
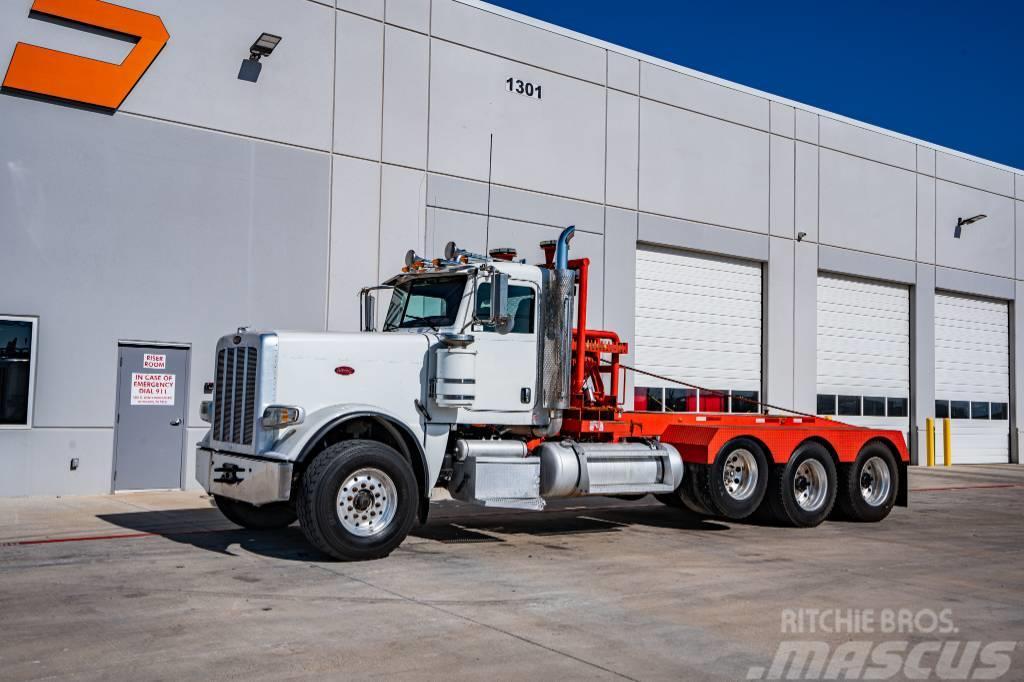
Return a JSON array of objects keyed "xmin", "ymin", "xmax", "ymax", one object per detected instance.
[
  {"xmin": 487, "ymin": 272, "xmax": 510, "ymax": 330},
  {"xmin": 361, "ymin": 291, "xmax": 376, "ymax": 332}
]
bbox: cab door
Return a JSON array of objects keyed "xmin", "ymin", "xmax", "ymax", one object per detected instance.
[{"xmin": 467, "ymin": 279, "xmax": 538, "ymax": 416}]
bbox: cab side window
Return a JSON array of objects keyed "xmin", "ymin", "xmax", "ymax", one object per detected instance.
[{"xmin": 475, "ymin": 284, "xmax": 536, "ymax": 334}]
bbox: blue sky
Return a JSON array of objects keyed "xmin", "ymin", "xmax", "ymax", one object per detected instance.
[{"xmin": 486, "ymin": 0, "xmax": 1023, "ymax": 171}]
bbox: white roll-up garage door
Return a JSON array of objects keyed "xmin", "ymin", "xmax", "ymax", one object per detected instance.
[
  {"xmin": 935, "ymin": 292, "xmax": 1010, "ymax": 464},
  {"xmin": 634, "ymin": 245, "xmax": 762, "ymax": 413},
  {"xmin": 816, "ymin": 274, "xmax": 911, "ymax": 438}
]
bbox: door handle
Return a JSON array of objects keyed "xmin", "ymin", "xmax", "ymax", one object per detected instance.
[{"xmin": 170, "ymin": 419, "xmax": 182, "ymax": 426}]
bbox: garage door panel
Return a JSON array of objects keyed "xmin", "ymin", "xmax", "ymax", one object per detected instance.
[
  {"xmin": 634, "ymin": 303, "xmax": 765, "ymax": 327},
  {"xmin": 818, "ymin": 339, "xmax": 909, "ymax": 360},
  {"xmin": 634, "ymin": 246, "xmax": 762, "ymax": 410},
  {"xmin": 819, "ymin": 292, "xmax": 910, "ymax": 316},
  {"xmin": 635, "ymin": 278, "xmax": 761, "ymax": 302},
  {"xmin": 635, "ymin": 332, "xmax": 759, "ymax": 355},
  {"xmin": 817, "ymin": 274, "xmax": 910, "ymax": 437},
  {"xmin": 934, "ymin": 291, "xmax": 1009, "ymax": 464}
]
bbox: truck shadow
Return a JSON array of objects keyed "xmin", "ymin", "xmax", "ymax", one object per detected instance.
[{"xmin": 97, "ymin": 499, "xmax": 729, "ymax": 561}]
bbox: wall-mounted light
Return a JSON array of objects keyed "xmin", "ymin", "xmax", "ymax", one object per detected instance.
[
  {"xmin": 249, "ymin": 33, "xmax": 282, "ymax": 61},
  {"xmin": 239, "ymin": 33, "xmax": 282, "ymax": 83},
  {"xmin": 954, "ymin": 214, "xmax": 987, "ymax": 239}
]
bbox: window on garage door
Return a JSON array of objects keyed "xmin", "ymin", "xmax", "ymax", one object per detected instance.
[
  {"xmin": 815, "ymin": 274, "xmax": 910, "ymax": 437},
  {"xmin": 633, "ymin": 245, "xmax": 762, "ymax": 413},
  {"xmin": 934, "ymin": 292, "xmax": 1009, "ymax": 464}
]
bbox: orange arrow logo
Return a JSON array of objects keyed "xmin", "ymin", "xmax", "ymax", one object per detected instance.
[{"xmin": 2, "ymin": 0, "xmax": 169, "ymax": 110}]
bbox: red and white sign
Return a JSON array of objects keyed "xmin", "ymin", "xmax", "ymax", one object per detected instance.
[
  {"xmin": 131, "ymin": 372, "xmax": 176, "ymax": 406},
  {"xmin": 143, "ymin": 353, "xmax": 166, "ymax": 369}
]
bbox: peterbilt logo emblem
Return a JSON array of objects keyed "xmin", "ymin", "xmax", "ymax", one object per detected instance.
[{"xmin": 2, "ymin": 0, "xmax": 169, "ymax": 110}]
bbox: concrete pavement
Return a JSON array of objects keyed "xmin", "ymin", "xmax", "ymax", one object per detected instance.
[{"xmin": 1, "ymin": 465, "xmax": 1022, "ymax": 680}]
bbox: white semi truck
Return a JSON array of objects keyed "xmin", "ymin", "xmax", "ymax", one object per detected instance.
[{"xmin": 196, "ymin": 226, "xmax": 908, "ymax": 561}]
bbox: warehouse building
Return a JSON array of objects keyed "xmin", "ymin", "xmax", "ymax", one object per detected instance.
[{"xmin": 1, "ymin": 0, "xmax": 1022, "ymax": 497}]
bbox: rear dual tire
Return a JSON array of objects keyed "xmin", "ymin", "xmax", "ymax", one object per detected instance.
[
  {"xmin": 763, "ymin": 442, "xmax": 837, "ymax": 527},
  {"xmin": 836, "ymin": 443, "xmax": 899, "ymax": 523},
  {"xmin": 658, "ymin": 438, "xmax": 769, "ymax": 519}
]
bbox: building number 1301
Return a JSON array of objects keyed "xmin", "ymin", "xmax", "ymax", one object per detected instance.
[{"xmin": 506, "ymin": 77, "xmax": 542, "ymax": 100}]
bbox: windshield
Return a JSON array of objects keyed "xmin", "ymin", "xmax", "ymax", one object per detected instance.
[{"xmin": 383, "ymin": 275, "xmax": 466, "ymax": 331}]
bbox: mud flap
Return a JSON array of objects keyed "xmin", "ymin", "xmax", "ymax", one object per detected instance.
[{"xmin": 896, "ymin": 461, "xmax": 909, "ymax": 507}]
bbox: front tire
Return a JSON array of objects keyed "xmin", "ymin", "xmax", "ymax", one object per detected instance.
[
  {"xmin": 836, "ymin": 443, "xmax": 899, "ymax": 523},
  {"xmin": 213, "ymin": 495, "xmax": 296, "ymax": 530},
  {"xmin": 297, "ymin": 440, "xmax": 419, "ymax": 561},
  {"xmin": 765, "ymin": 442, "xmax": 837, "ymax": 527}
]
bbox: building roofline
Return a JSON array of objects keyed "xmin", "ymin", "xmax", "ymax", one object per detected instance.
[{"xmin": 461, "ymin": 0, "xmax": 1023, "ymax": 176}]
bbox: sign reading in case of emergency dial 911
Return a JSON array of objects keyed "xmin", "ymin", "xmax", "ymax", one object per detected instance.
[
  {"xmin": 506, "ymin": 77, "xmax": 542, "ymax": 100},
  {"xmin": 131, "ymin": 373, "xmax": 176, "ymax": 406}
]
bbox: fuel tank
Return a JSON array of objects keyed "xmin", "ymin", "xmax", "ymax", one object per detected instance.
[{"xmin": 538, "ymin": 441, "xmax": 684, "ymax": 498}]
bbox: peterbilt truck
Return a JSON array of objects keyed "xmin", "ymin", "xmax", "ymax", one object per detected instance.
[{"xmin": 196, "ymin": 226, "xmax": 908, "ymax": 561}]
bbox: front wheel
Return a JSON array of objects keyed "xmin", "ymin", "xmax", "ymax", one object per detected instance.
[
  {"xmin": 213, "ymin": 495, "xmax": 296, "ymax": 530},
  {"xmin": 836, "ymin": 443, "xmax": 899, "ymax": 522},
  {"xmin": 297, "ymin": 440, "xmax": 419, "ymax": 561}
]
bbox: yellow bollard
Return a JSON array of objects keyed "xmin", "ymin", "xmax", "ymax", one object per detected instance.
[
  {"xmin": 942, "ymin": 418, "xmax": 952, "ymax": 467},
  {"xmin": 926, "ymin": 418, "xmax": 935, "ymax": 467}
]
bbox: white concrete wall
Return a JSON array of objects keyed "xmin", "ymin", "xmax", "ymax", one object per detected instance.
[{"xmin": 1, "ymin": 0, "xmax": 1023, "ymax": 496}]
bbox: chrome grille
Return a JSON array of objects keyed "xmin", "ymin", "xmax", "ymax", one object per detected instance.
[{"xmin": 212, "ymin": 345, "xmax": 259, "ymax": 445}]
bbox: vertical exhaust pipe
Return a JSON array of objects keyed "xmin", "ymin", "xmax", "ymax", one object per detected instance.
[
  {"xmin": 555, "ymin": 225, "xmax": 575, "ymax": 271},
  {"xmin": 530, "ymin": 225, "xmax": 578, "ymax": 438}
]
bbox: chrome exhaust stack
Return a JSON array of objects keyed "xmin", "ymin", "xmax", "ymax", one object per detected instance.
[{"xmin": 534, "ymin": 226, "xmax": 577, "ymax": 435}]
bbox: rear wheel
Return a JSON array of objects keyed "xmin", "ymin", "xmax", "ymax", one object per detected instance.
[
  {"xmin": 297, "ymin": 440, "xmax": 419, "ymax": 561},
  {"xmin": 694, "ymin": 438, "xmax": 769, "ymax": 519},
  {"xmin": 213, "ymin": 495, "xmax": 296, "ymax": 530},
  {"xmin": 765, "ymin": 442, "xmax": 837, "ymax": 527},
  {"xmin": 836, "ymin": 443, "xmax": 899, "ymax": 522}
]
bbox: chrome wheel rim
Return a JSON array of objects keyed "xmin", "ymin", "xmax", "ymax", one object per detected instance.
[
  {"xmin": 793, "ymin": 459, "xmax": 828, "ymax": 512},
  {"xmin": 860, "ymin": 456, "xmax": 892, "ymax": 507},
  {"xmin": 336, "ymin": 467, "xmax": 398, "ymax": 537},
  {"xmin": 723, "ymin": 449, "xmax": 759, "ymax": 501}
]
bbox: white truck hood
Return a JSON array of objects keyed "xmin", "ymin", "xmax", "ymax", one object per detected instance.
[{"xmin": 273, "ymin": 331, "xmax": 432, "ymax": 416}]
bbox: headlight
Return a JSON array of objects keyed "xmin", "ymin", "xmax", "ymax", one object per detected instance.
[
  {"xmin": 200, "ymin": 400, "xmax": 213, "ymax": 423},
  {"xmin": 261, "ymin": 405, "xmax": 305, "ymax": 429}
]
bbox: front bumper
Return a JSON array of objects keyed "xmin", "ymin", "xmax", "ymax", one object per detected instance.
[{"xmin": 196, "ymin": 448, "xmax": 293, "ymax": 506}]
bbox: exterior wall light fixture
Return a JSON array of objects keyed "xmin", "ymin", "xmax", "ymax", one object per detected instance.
[
  {"xmin": 249, "ymin": 33, "xmax": 282, "ymax": 62},
  {"xmin": 239, "ymin": 33, "xmax": 281, "ymax": 83},
  {"xmin": 954, "ymin": 214, "xmax": 987, "ymax": 239}
]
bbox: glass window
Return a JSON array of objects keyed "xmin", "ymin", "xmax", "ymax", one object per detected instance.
[
  {"xmin": 383, "ymin": 275, "xmax": 466, "ymax": 331},
  {"xmin": 0, "ymin": 317, "xmax": 36, "ymax": 427},
  {"xmin": 991, "ymin": 402, "xmax": 1009, "ymax": 420},
  {"xmin": 837, "ymin": 395, "xmax": 861, "ymax": 416},
  {"xmin": 863, "ymin": 396, "xmax": 886, "ymax": 417},
  {"xmin": 665, "ymin": 388, "xmax": 697, "ymax": 412},
  {"xmin": 817, "ymin": 394, "xmax": 836, "ymax": 416},
  {"xmin": 887, "ymin": 398, "xmax": 908, "ymax": 418},
  {"xmin": 950, "ymin": 401, "xmax": 970, "ymax": 419},
  {"xmin": 935, "ymin": 400, "xmax": 949, "ymax": 419},
  {"xmin": 731, "ymin": 390, "xmax": 760, "ymax": 414},
  {"xmin": 475, "ymin": 283, "xmax": 535, "ymax": 334},
  {"xmin": 700, "ymin": 390, "xmax": 728, "ymax": 413},
  {"xmin": 971, "ymin": 402, "xmax": 990, "ymax": 420},
  {"xmin": 635, "ymin": 387, "xmax": 664, "ymax": 412}
]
